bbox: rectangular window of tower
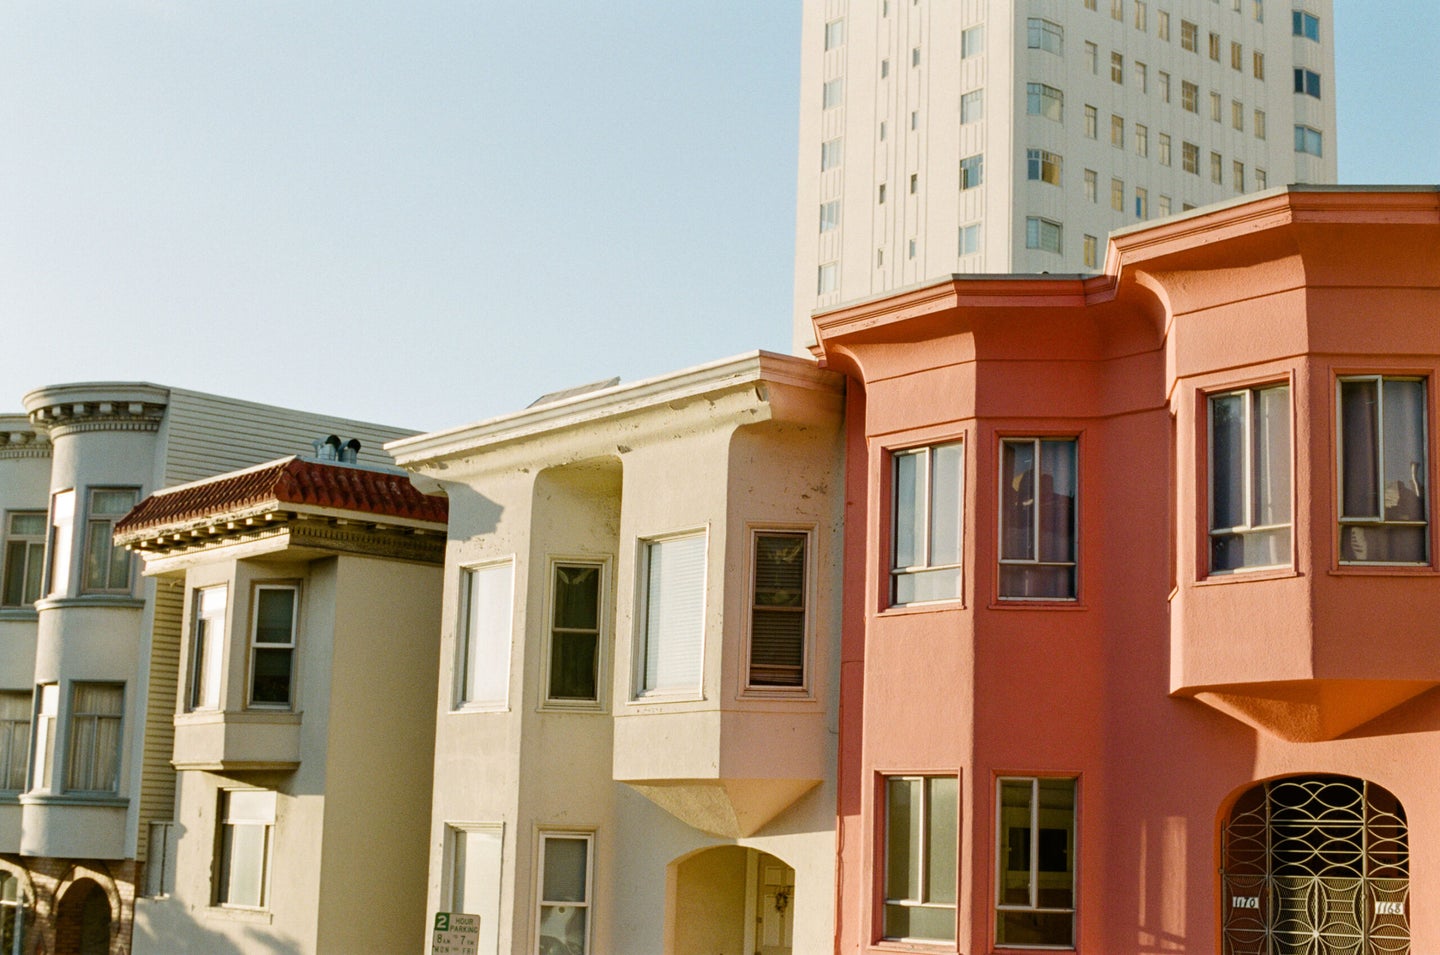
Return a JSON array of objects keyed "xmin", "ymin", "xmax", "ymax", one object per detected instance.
[
  {"xmin": 1294, "ymin": 69, "xmax": 1321, "ymax": 98},
  {"xmin": 1254, "ymin": 0, "xmax": 1264, "ymax": 22},
  {"xmin": 961, "ymin": 26, "xmax": 985, "ymax": 58},
  {"xmin": 1158, "ymin": 71, "xmax": 1171, "ymax": 103},
  {"xmin": 820, "ymin": 138, "xmax": 842, "ymax": 170},
  {"xmin": 1231, "ymin": 41, "xmax": 1242, "ymax": 70},
  {"xmin": 1026, "ymin": 149, "xmax": 1062, "ymax": 186},
  {"xmin": 1135, "ymin": 186, "xmax": 1148, "ymax": 218},
  {"xmin": 1158, "ymin": 195, "xmax": 1172, "ymax": 217},
  {"xmin": 822, "ymin": 78, "xmax": 844, "ymax": 109},
  {"xmin": 1294, "ymin": 125, "xmax": 1323, "ymax": 156},
  {"xmin": 1338, "ymin": 377, "xmax": 1429, "ymax": 564},
  {"xmin": 1208, "ymin": 31, "xmax": 1220, "ymax": 61},
  {"xmin": 1027, "ymin": 18, "xmax": 1063, "ymax": 55},
  {"xmin": 1181, "ymin": 81, "xmax": 1198, "ymax": 113},
  {"xmin": 881, "ymin": 59, "xmax": 889, "ymax": 79},
  {"xmin": 82, "ymin": 487, "xmax": 138, "ymax": 594},
  {"xmin": 1026, "ymin": 83, "xmax": 1063, "ymax": 122},
  {"xmin": 1084, "ymin": 105, "xmax": 1097, "ymax": 139},
  {"xmin": 1293, "ymin": 10, "xmax": 1320, "ymax": 41},
  {"xmin": 66, "ymin": 682, "xmax": 123, "ymax": 794},
  {"xmin": 819, "ymin": 200, "xmax": 840, "ymax": 233},
  {"xmin": 1232, "ymin": 100, "xmax": 1245, "ymax": 131},
  {"xmin": 959, "ymin": 223, "xmax": 981, "ymax": 256},
  {"xmin": 535, "ymin": 833, "xmax": 594, "ymax": 955},
  {"xmin": 216, "ymin": 789, "xmax": 275, "ymax": 909},
  {"xmin": 818, "ymin": 261, "xmax": 839, "ymax": 293},
  {"xmin": 1084, "ymin": 0, "xmax": 1096, "ymax": 9},
  {"xmin": 1134, "ymin": 1, "xmax": 1147, "ymax": 30},
  {"xmin": 911, "ymin": 111, "xmax": 919, "ymax": 131},
  {"xmin": 1256, "ymin": 169, "xmax": 1267, "ymax": 189},
  {"xmin": 1180, "ymin": 20, "xmax": 1197, "ymax": 51},
  {"xmin": 878, "ymin": 183, "xmax": 887, "ymax": 204},
  {"xmin": 1182, "ymin": 141, "xmax": 1199, "ymax": 174},
  {"xmin": 1085, "ymin": 41, "xmax": 1098, "ymax": 74},
  {"xmin": 1024, "ymin": 218, "xmax": 1062, "ymax": 255},
  {"xmin": 824, "ymin": 19, "xmax": 845, "ymax": 50},
  {"xmin": 1210, "ymin": 91, "xmax": 1222, "ymax": 122},
  {"xmin": 1110, "ymin": 115, "xmax": 1124, "ymax": 148},
  {"xmin": 961, "ymin": 90, "xmax": 983, "ymax": 124},
  {"xmin": 1233, "ymin": 161, "xmax": 1245, "ymax": 192},
  {"xmin": 1253, "ymin": 51, "xmax": 1265, "ymax": 79},
  {"xmin": 547, "ymin": 563, "xmax": 604, "ymax": 704},
  {"xmin": 999, "ymin": 439, "xmax": 1078, "ymax": 599},
  {"xmin": 959, "ymin": 155, "xmax": 984, "ymax": 190},
  {"xmin": 1084, "ymin": 169, "xmax": 1097, "ymax": 202},
  {"xmin": 1158, "ymin": 132, "xmax": 1172, "ymax": 166},
  {"xmin": 0, "ymin": 690, "xmax": 30, "ymax": 792},
  {"xmin": 1254, "ymin": 110, "xmax": 1267, "ymax": 140},
  {"xmin": 457, "ymin": 561, "xmax": 514, "ymax": 709},
  {"xmin": 1110, "ymin": 52, "xmax": 1124, "ymax": 84},
  {"xmin": 912, "ymin": 47, "xmax": 921, "ymax": 67},
  {"xmin": 1083, "ymin": 235, "xmax": 1098, "ymax": 270},
  {"xmin": 1158, "ymin": 10, "xmax": 1170, "ymax": 40},
  {"xmin": 30, "ymin": 684, "xmax": 57, "ymax": 791},
  {"xmin": 883, "ymin": 775, "xmax": 959, "ymax": 942},
  {"xmin": 248, "ymin": 585, "xmax": 298, "ymax": 709},
  {"xmin": 1210, "ymin": 152, "xmax": 1224, "ymax": 184},
  {"xmin": 189, "ymin": 585, "xmax": 227, "ymax": 711},
  {"xmin": 1135, "ymin": 124, "xmax": 1148, "ymax": 157},
  {"xmin": 1111, "ymin": 178, "xmax": 1125, "ymax": 212},
  {"xmin": 910, "ymin": 173, "xmax": 918, "ymax": 195},
  {"xmin": 1136, "ymin": 62, "xmax": 1147, "ymax": 93}
]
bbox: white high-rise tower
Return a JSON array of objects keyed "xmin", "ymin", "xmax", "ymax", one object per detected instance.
[{"xmin": 792, "ymin": 0, "xmax": 1337, "ymax": 348}]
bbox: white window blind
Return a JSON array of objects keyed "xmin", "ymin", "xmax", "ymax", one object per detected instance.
[
  {"xmin": 640, "ymin": 534, "xmax": 706, "ymax": 696},
  {"xmin": 460, "ymin": 562, "xmax": 514, "ymax": 707}
]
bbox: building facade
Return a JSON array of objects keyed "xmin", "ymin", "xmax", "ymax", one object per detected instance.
[
  {"xmin": 388, "ymin": 352, "xmax": 844, "ymax": 955},
  {"xmin": 113, "ymin": 453, "xmax": 447, "ymax": 955},
  {"xmin": 0, "ymin": 383, "xmax": 414, "ymax": 955},
  {"xmin": 792, "ymin": 0, "xmax": 1338, "ymax": 348},
  {"xmin": 811, "ymin": 186, "xmax": 1437, "ymax": 953}
]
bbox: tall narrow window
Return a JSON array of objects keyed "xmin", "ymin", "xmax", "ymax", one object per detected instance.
[
  {"xmin": 45, "ymin": 490, "xmax": 74, "ymax": 598},
  {"xmin": 996, "ymin": 777, "xmax": 1077, "ymax": 948},
  {"xmin": 1136, "ymin": 123, "xmax": 1149, "ymax": 156},
  {"xmin": 189, "ymin": 586, "xmax": 227, "ymax": 711},
  {"xmin": 448, "ymin": 824, "xmax": 504, "ymax": 955},
  {"xmin": 884, "ymin": 776, "xmax": 958, "ymax": 942},
  {"xmin": 2, "ymin": 511, "xmax": 46, "ymax": 608},
  {"xmin": 961, "ymin": 26, "xmax": 984, "ymax": 58},
  {"xmin": 0, "ymin": 691, "xmax": 30, "ymax": 791},
  {"xmin": 823, "ymin": 18, "xmax": 845, "ymax": 50},
  {"xmin": 959, "ymin": 223, "xmax": 981, "ymax": 256},
  {"xmin": 1180, "ymin": 19, "xmax": 1197, "ymax": 51},
  {"xmin": 535, "ymin": 833, "xmax": 593, "ymax": 955},
  {"xmin": 548, "ymin": 563, "xmax": 603, "ymax": 703},
  {"xmin": 1082, "ymin": 235, "xmax": 1098, "ymax": 270},
  {"xmin": 1110, "ymin": 52, "xmax": 1123, "ymax": 84},
  {"xmin": 749, "ymin": 532, "xmax": 807, "ymax": 688},
  {"xmin": 82, "ymin": 488, "xmax": 138, "ymax": 593},
  {"xmin": 1083, "ymin": 169, "xmax": 1097, "ymax": 202},
  {"xmin": 250, "ymin": 585, "xmax": 297, "ymax": 707},
  {"xmin": 457, "ymin": 562, "xmax": 514, "ymax": 708},
  {"xmin": 1209, "ymin": 385, "xmax": 1292, "ymax": 572},
  {"xmin": 819, "ymin": 200, "xmax": 840, "ymax": 233},
  {"xmin": 818, "ymin": 262, "xmax": 839, "ymax": 294},
  {"xmin": 216, "ymin": 789, "xmax": 275, "ymax": 908},
  {"xmin": 891, "ymin": 444, "xmax": 963, "ymax": 605},
  {"xmin": 66, "ymin": 682, "xmax": 123, "ymax": 794},
  {"xmin": 1339, "ymin": 377, "xmax": 1429, "ymax": 563},
  {"xmin": 31, "ymin": 684, "xmax": 57, "ymax": 791},
  {"xmin": 637, "ymin": 533, "xmax": 706, "ymax": 697},
  {"xmin": 999, "ymin": 438, "xmax": 1078, "ymax": 599},
  {"xmin": 822, "ymin": 78, "xmax": 844, "ymax": 109},
  {"xmin": 820, "ymin": 138, "xmax": 843, "ymax": 171}
]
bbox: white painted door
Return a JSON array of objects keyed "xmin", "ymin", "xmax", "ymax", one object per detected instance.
[{"xmin": 755, "ymin": 859, "xmax": 793, "ymax": 955}]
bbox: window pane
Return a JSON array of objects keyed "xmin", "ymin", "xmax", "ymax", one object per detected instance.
[
  {"xmin": 1253, "ymin": 386, "xmax": 1292, "ymax": 526},
  {"xmin": 930, "ymin": 444, "xmax": 963, "ymax": 567},
  {"xmin": 886, "ymin": 777, "xmax": 921, "ymax": 904},
  {"xmin": 885, "ymin": 905, "xmax": 954, "ymax": 941},
  {"xmin": 254, "ymin": 589, "xmax": 295, "ymax": 644},
  {"xmin": 642, "ymin": 535, "xmax": 705, "ymax": 694},
  {"xmin": 998, "ymin": 910, "xmax": 1074, "ymax": 947},
  {"xmin": 542, "ymin": 837, "xmax": 588, "ymax": 902},
  {"xmin": 998, "ymin": 780, "xmax": 1033, "ymax": 905},
  {"xmin": 550, "ymin": 632, "xmax": 599, "ymax": 700},
  {"xmin": 539, "ymin": 906, "xmax": 587, "ymax": 952},
  {"xmin": 1038, "ymin": 440, "xmax": 1077, "ymax": 563},
  {"xmin": 554, "ymin": 566, "xmax": 599, "ymax": 630},
  {"xmin": 1001, "ymin": 442, "xmax": 1036, "ymax": 560},
  {"xmin": 1211, "ymin": 393, "xmax": 1245, "ymax": 529},
  {"xmin": 926, "ymin": 777, "xmax": 958, "ymax": 905},
  {"xmin": 462, "ymin": 563, "xmax": 513, "ymax": 706},
  {"xmin": 1381, "ymin": 379, "xmax": 1426, "ymax": 522},
  {"xmin": 893, "ymin": 568, "xmax": 961, "ymax": 605},
  {"xmin": 220, "ymin": 823, "xmax": 266, "ymax": 907},
  {"xmin": 250, "ymin": 648, "xmax": 293, "ymax": 705}
]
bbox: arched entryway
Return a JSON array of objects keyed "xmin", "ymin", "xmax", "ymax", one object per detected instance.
[
  {"xmin": 54, "ymin": 878, "xmax": 113, "ymax": 955},
  {"xmin": 668, "ymin": 847, "xmax": 795, "ymax": 955},
  {"xmin": 1220, "ymin": 775, "xmax": 1408, "ymax": 954}
]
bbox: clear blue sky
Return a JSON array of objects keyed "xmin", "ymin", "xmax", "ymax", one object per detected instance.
[{"xmin": 3, "ymin": 3, "xmax": 1436, "ymax": 433}]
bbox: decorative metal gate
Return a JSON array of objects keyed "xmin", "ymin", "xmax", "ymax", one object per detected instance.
[{"xmin": 1221, "ymin": 776, "xmax": 1409, "ymax": 954}]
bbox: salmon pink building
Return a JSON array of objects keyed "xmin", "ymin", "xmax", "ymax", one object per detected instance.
[{"xmin": 811, "ymin": 186, "xmax": 1439, "ymax": 954}]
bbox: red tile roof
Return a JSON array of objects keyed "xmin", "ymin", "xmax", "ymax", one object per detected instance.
[{"xmin": 115, "ymin": 457, "xmax": 447, "ymax": 537}]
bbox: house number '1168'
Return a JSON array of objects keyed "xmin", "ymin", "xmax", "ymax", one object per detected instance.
[{"xmin": 1376, "ymin": 901, "xmax": 1405, "ymax": 915}]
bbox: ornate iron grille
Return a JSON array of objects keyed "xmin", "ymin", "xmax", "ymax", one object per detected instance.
[{"xmin": 1221, "ymin": 776, "xmax": 1409, "ymax": 955}]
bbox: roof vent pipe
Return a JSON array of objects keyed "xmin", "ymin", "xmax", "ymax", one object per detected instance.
[
  {"xmin": 313, "ymin": 435, "xmax": 342, "ymax": 461},
  {"xmin": 340, "ymin": 438, "xmax": 361, "ymax": 464}
]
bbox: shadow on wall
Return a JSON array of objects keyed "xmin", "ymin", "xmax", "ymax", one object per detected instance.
[{"xmin": 130, "ymin": 902, "xmax": 305, "ymax": 955}]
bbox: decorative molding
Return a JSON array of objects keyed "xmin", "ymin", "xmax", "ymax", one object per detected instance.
[
  {"xmin": 128, "ymin": 511, "xmax": 446, "ymax": 566},
  {"xmin": 29, "ymin": 400, "xmax": 167, "ymax": 438}
]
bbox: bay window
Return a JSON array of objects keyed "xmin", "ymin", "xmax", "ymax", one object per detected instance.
[
  {"xmin": 249, "ymin": 585, "xmax": 298, "ymax": 707},
  {"xmin": 999, "ymin": 438, "xmax": 1078, "ymax": 599},
  {"xmin": 548, "ymin": 563, "xmax": 603, "ymax": 704},
  {"xmin": 996, "ymin": 777, "xmax": 1077, "ymax": 948},
  {"xmin": 748, "ymin": 531, "xmax": 808, "ymax": 688},
  {"xmin": 636, "ymin": 533, "xmax": 706, "ymax": 697},
  {"xmin": 1209, "ymin": 384, "xmax": 1292, "ymax": 571},
  {"xmin": 1, "ymin": 511, "xmax": 46, "ymax": 608},
  {"xmin": 1338, "ymin": 377, "xmax": 1428, "ymax": 563},
  {"xmin": 891, "ymin": 443, "xmax": 964, "ymax": 604},
  {"xmin": 883, "ymin": 775, "xmax": 958, "ymax": 942},
  {"xmin": 82, "ymin": 487, "xmax": 138, "ymax": 593},
  {"xmin": 66, "ymin": 682, "xmax": 123, "ymax": 794},
  {"xmin": 189, "ymin": 586, "xmax": 227, "ymax": 711},
  {"xmin": 457, "ymin": 561, "xmax": 514, "ymax": 708}
]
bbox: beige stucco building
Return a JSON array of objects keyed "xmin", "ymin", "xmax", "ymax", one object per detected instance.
[{"xmin": 388, "ymin": 352, "xmax": 845, "ymax": 955}]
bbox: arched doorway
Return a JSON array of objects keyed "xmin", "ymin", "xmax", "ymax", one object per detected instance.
[
  {"xmin": 54, "ymin": 879, "xmax": 112, "ymax": 955},
  {"xmin": 1220, "ymin": 775, "xmax": 1408, "ymax": 954},
  {"xmin": 669, "ymin": 847, "xmax": 795, "ymax": 955}
]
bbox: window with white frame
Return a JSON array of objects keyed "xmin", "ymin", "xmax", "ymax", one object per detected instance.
[
  {"xmin": 457, "ymin": 561, "xmax": 514, "ymax": 709},
  {"xmin": 1026, "ymin": 84, "xmax": 1062, "ymax": 122},
  {"xmin": 996, "ymin": 777, "xmax": 1077, "ymax": 948},
  {"xmin": 959, "ymin": 223, "xmax": 981, "ymax": 256},
  {"xmin": 1293, "ymin": 9, "xmax": 1319, "ymax": 40},
  {"xmin": 250, "ymin": 585, "xmax": 298, "ymax": 707},
  {"xmin": 961, "ymin": 25, "xmax": 984, "ymax": 58},
  {"xmin": 45, "ymin": 490, "xmax": 74, "ymax": 598},
  {"xmin": 189, "ymin": 586, "xmax": 227, "ymax": 711},
  {"xmin": 547, "ymin": 563, "xmax": 603, "ymax": 704},
  {"xmin": 820, "ymin": 138, "xmax": 842, "ymax": 171},
  {"xmin": 1338, "ymin": 377, "xmax": 1429, "ymax": 564},
  {"xmin": 891, "ymin": 443, "xmax": 963, "ymax": 605},
  {"xmin": 883, "ymin": 775, "xmax": 958, "ymax": 942},
  {"xmin": 999, "ymin": 438, "xmax": 1077, "ymax": 599},
  {"xmin": 1209, "ymin": 384, "xmax": 1292, "ymax": 572},
  {"xmin": 1026, "ymin": 18, "xmax": 1062, "ymax": 54},
  {"xmin": 822, "ymin": 78, "xmax": 843, "ymax": 109},
  {"xmin": 959, "ymin": 155, "xmax": 983, "ymax": 190},
  {"xmin": 749, "ymin": 532, "xmax": 808, "ymax": 688},
  {"xmin": 0, "ymin": 691, "xmax": 30, "ymax": 791},
  {"xmin": 81, "ymin": 487, "xmax": 138, "ymax": 594},
  {"xmin": 819, "ymin": 200, "xmax": 840, "ymax": 233},
  {"xmin": 818, "ymin": 262, "xmax": 839, "ymax": 294},
  {"xmin": 535, "ymin": 833, "xmax": 593, "ymax": 955},
  {"xmin": 66, "ymin": 682, "xmax": 123, "ymax": 794},
  {"xmin": 448, "ymin": 824, "xmax": 503, "ymax": 955},
  {"xmin": 636, "ymin": 533, "xmax": 706, "ymax": 697},
  {"xmin": 960, "ymin": 89, "xmax": 982, "ymax": 124},
  {"xmin": 1026, "ymin": 149, "xmax": 1061, "ymax": 185},
  {"xmin": 823, "ymin": 18, "xmax": 844, "ymax": 50},
  {"xmin": 215, "ymin": 789, "xmax": 274, "ymax": 908},
  {"xmin": 1024, "ymin": 218, "xmax": 1061, "ymax": 255},
  {"xmin": 2, "ymin": 512, "xmax": 46, "ymax": 608},
  {"xmin": 30, "ymin": 684, "xmax": 57, "ymax": 792}
]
